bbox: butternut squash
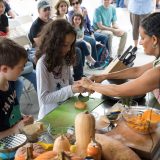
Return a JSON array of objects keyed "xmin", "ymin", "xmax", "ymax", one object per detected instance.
[
  {"xmin": 53, "ymin": 135, "xmax": 70, "ymax": 154},
  {"xmin": 75, "ymin": 111, "xmax": 95, "ymax": 157}
]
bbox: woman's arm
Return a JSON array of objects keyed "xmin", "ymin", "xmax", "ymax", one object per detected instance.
[
  {"xmin": 90, "ymin": 62, "xmax": 153, "ymax": 83},
  {"xmin": 88, "ymin": 66, "xmax": 160, "ymax": 97}
]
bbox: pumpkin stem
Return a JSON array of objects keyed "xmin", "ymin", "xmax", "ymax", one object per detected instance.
[
  {"xmin": 25, "ymin": 144, "xmax": 33, "ymax": 160},
  {"xmin": 85, "ymin": 111, "xmax": 89, "ymax": 114}
]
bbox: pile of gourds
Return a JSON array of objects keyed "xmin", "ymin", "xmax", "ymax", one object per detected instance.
[{"xmin": 15, "ymin": 111, "xmax": 142, "ymax": 160}]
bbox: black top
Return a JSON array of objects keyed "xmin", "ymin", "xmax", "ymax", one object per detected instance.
[
  {"xmin": 0, "ymin": 81, "xmax": 22, "ymax": 131},
  {"xmin": 28, "ymin": 17, "xmax": 47, "ymax": 46},
  {"xmin": 0, "ymin": 14, "xmax": 9, "ymax": 33}
]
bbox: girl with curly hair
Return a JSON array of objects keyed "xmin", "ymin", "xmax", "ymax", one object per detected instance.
[{"xmin": 36, "ymin": 19, "xmax": 84, "ymax": 119}]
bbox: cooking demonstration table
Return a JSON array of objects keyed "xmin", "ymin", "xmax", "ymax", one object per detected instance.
[{"xmin": 41, "ymin": 92, "xmax": 160, "ymax": 160}]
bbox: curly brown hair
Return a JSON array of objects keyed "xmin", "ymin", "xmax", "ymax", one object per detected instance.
[{"xmin": 35, "ymin": 19, "xmax": 77, "ymax": 72}]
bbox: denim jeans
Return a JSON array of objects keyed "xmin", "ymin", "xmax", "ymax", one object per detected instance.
[
  {"xmin": 73, "ymin": 47, "xmax": 83, "ymax": 81},
  {"xmin": 84, "ymin": 32, "xmax": 109, "ymax": 61},
  {"xmin": 15, "ymin": 70, "xmax": 37, "ymax": 101},
  {"xmin": 94, "ymin": 32, "xmax": 109, "ymax": 52},
  {"xmin": 116, "ymin": 0, "xmax": 125, "ymax": 8},
  {"xmin": 76, "ymin": 41, "xmax": 90, "ymax": 66},
  {"xmin": 84, "ymin": 35, "xmax": 97, "ymax": 61}
]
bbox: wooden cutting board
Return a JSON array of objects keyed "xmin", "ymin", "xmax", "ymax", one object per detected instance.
[{"xmin": 105, "ymin": 120, "xmax": 160, "ymax": 160}]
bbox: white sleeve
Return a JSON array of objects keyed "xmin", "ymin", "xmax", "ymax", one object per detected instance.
[{"xmin": 36, "ymin": 59, "xmax": 74, "ymax": 105}]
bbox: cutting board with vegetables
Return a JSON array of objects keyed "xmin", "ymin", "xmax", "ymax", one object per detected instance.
[
  {"xmin": 106, "ymin": 120, "xmax": 160, "ymax": 160},
  {"xmin": 41, "ymin": 96, "xmax": 105, "ymax": 129}
]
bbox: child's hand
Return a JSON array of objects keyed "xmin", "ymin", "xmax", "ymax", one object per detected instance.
[
  {"xmin": 113, "ymin": 28, "xmax": 124, "ymax": 37},
  {"xmin": 12, "ymin": 116, "xmax": 34, "ymax": 134},
  {"xmin": 12, "ymin": 120, "xmax": 25, "ymax": 134},
  {"xmin": 79, "ymin": 77, "xmax": 93, "ymax": 89},
  {"xmin": 22, "ymin": 115, "xmax": 34, "ymax": 126},
  {"xmin": 72, "ymin": 82, "xmax": 85, "ymax": 93}
]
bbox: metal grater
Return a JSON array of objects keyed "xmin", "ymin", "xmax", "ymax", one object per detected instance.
[{"xmin": 0, "ymin": 134, "xmax": 27, "ymax": 152}]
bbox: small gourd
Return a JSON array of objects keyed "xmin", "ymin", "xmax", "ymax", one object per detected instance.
[
  {"xmin": 53, "ymin": 135, "xmax": 70, "ymax": 154},
  {"xmin": 87, "ymin": 138, "xmax": 102, "ymax": 160},
  {"xmin": 75, "ymin": 111, "xmax": 95, "ymax": 157}
]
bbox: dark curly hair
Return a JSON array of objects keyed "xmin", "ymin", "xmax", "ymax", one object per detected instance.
[
  {"xmin": 69, "ymin": 0, "xmax": 82, "ymax": 6},
  {"xmin": 72, "ymin": 13, "xmax": 84, "ymax": 29},
  {"xmin": 35, "ymin": 19, "xmax": 77, "ymax": 72}
]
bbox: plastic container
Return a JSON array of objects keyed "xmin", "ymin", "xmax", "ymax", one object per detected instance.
[{"xmin": 123, "ymin": 107, "xmax": 160, "ymax": 134}]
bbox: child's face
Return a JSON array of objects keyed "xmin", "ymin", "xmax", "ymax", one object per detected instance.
[
  {"xmin": 61, "ymin": 33, "xmax": 75, "ymax": 56},
  {"xmin": 4, "ymin": 59, "xmax": 26, "ymax": 81},
  {"xmin": 103, "ymin": 0, "xmax": 112, "ymax": 7},
  {"xmin": 58, "ymin": 2, "xmax": 68, "ymax": 15},
  {"xmin": 0, "ymin": 2, "xmax": 5, "ymax": 15},
  {"xmin": 73, "ymin": 16, "xmax": 81, "ymax": 27}
]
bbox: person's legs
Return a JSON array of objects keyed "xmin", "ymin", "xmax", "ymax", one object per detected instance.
[
  {"xmin": 117, "ymin": 31, "xmax": 127, "ymax": 55},
  {"xmin": 22, "ymin": 70, "xmax": 37, "ymax": 91},
  {"xmin": 73, "ymin": 47, "xmax": 83, "ymax": 81},
  {"xmin": 84, "ymin": 35, "xmax": 98, "ymax": 61},
  {"xmin": 15, "ymin": 77, "xmax": 24, "ymax": 102},
  {"xmin": 27, "ymin": 48, "xmax": 36, "ymax": 69},
  {"xmin": 96, "ymin": 29, "xmax": 113, "ymax": 56},
  {"xmin": 119, "ymin": 0, "xmax": 125, "ymax": 8},
  {"xmin": 116, "ymin": 0, "xmax": 120, "ymax": 7},
  {"xmin": 94, "ymin": 32, "xmax": 109, "ymax": 50},
  {"xmin": 85, "ymin": 41, "xmax": 92, "ymax": 54},
  {"xmin": 75, "ymin": 41, "xmax": 90, "ymax": 65},
  {"xmin": 130, "ymin": 13, "xmax": 140, "ymax": 47}
]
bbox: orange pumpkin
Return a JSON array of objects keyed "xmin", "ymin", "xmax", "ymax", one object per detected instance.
[{"xmin": 87, "ymin": 139, "xmax": 102, "ymax": 160}]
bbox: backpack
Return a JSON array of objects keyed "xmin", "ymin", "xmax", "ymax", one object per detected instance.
[{"xmin": 96, "ymin": 43, "xmax": 111, "ymax": 63}]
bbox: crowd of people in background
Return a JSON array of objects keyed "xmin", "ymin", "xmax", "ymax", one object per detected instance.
[{"xmin": 0, "ymin": 0, "xmax": 160, "ymax": 140}]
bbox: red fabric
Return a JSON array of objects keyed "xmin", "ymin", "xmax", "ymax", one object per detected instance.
[{"xmin": 0, "ymin": 31, "xmax": 7, "ymax": 36}]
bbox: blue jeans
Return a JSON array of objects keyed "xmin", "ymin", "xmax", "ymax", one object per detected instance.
[
  {"xmin": 76, "ymin": 41, "xmax": 90, "ymax": 66},
  {"xmin": 73, "ymin": 47, "xmax": 83, "ymax": 81},
  {"xmin": 84, "ymin": 32, "xmax": 109, "ymax": 61},
  {"xmin": 15, "ymin": 70, "xmax": 37, "ymax": 101},
  {"xmin": 84, "ymin": 35, "xmax": 97, "ymax": 60},
  {"xmin": 94, "ymin": 32, "xmax": 109, "ymax": 51},
  {"xmin": 116, "ymin": 0, "xmax": 125, "ymax": 8}
]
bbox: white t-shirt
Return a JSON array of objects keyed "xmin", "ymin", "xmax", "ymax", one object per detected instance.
[{"xmin": 36, "ymin": 55, "xmax": 74, "ymax": 120}]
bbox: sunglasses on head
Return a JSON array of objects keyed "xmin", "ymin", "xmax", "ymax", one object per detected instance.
[
  {"xmin": 43, "ymin": 7, "xmax": 51, "ymax": 12},
  {"xmin": 72, "ymin": 1, "xmax": 79, "ymax": 5}
]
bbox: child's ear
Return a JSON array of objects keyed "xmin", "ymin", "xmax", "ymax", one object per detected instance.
[{"xmin": 0, "ymin": 65, "xmax": 9, "ymax": 73}]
